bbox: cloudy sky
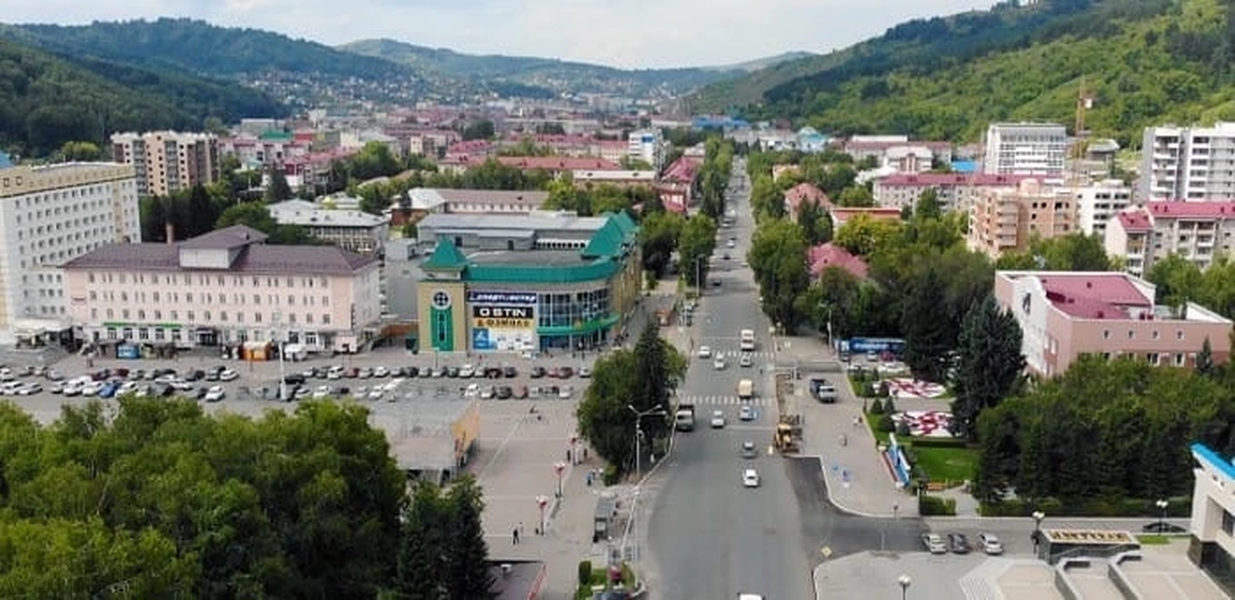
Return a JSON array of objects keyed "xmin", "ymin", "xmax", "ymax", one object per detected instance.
[{"xmin": 7, "ymin": 0, "xmax": 996, "ymax": 69}]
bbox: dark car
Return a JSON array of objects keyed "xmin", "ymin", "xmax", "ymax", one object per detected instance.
[
  {"xmin": 484, "ymin": 366, "xmax": 503, "ymax": 379},
  {"xmin": 284, "ymin": 374, "xmax": 307, "ymax": 386},
  {"xmin": 1142, "ymin": 522, "xmax": 1187, "ymax": 534},
  {"xmin": 530, "ymin": 366, "xmax": 546, "ymax": 379},
  {"xmin": 558, "ymin": 366, "xmax": 574, "ymax": 379},
  {"xmin": 947, "ymin": 533, "xmax": 971, "ymax": 554},
  {"xmin": 185, "ymin": 369, "xmax": 205, "ymax": 382},
  {"xmin": 496, "ymin": 386, "xmax": 513, "ymax": 400},
  {"xmin": 503, "ymin": 366, "xmax": 518, "ymax": 378}
]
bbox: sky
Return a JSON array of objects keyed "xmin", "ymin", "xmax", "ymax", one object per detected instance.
[{"xmin": 6, "ymin": 0, "xmax": 996, "ymax": 69}]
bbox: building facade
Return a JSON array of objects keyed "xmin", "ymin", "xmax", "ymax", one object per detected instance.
[
  {"xmin": 626, "ymin": 130, "xmax": 664, "ymax": 168},
  {"xmin": 1141, "ymin": 122, "xmax": 1235, "ymax": 201},
  {"xmin": 63, "ymin": 225, "xmax": 381, "ymax": 354},
  {"xmin": 1075, "ymin": 179, "xmax": 1134, "ymax": 237},
  {"xmin": 1189, "ymin": 443, "xmax": 1235, "ymax": 598},
  {"xmin": 268, "ymin": 200, "xmax": 390, "ymax": 255},
  {"xmin": 982, "ymin": 123, "xmax": 1068, "ymax": 177},
  {"xmin": 0, "ymin": 163, "xmax": 140, "ymax": 346},
  {"xmin": 415, "ymin": 212, "xmax": 641, "ymax": 353},
  {"xmin": 1104, "ymin": 201, "xmax": 1235, "ymax": 276},
  {"xmin": 968, "ymin": 179, "xmax": 1075, "ymax": 258},
  {"xmin": 111, "ymin": 131, "xmax": 220, "ymax": 197},
  {"xmin": 872, "ymin": 173, "xmax": 1035, "ymax": 212},
  {"xmin": 993, "ymin": 270, "xmax": 1232, "ymax": 378}
]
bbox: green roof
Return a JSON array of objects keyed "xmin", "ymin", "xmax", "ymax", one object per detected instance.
[
  {"xmin": 422, "ymin": 239, "xmax": 468, "ymax": 271},
  {"xmin": 259, "ymin": 129, "xmax": 293, "ymax": 141},
  {"xmin": 582, "ymin": 211, "xmax": 638, "ymax": 259}
]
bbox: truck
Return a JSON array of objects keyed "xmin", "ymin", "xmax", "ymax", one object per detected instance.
[
  {"xmin": 674, "ymin": 403, "xmax": 696, "ymax": 432},
  {"xmin": 739, "ymin": 329, "xmax": 756, "ymax": 352},
  {"xmin": 810, "ymin": 378, "xmax": 838, "ymax": 403},
  {"xmin": 737, "ymin": 379, "xmax": 754, "ymax": 400}
]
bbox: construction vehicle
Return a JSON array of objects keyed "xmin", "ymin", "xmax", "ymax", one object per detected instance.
[{"xmin": 774, "ymin": 415, "xmax": 803, "ymax": 453}]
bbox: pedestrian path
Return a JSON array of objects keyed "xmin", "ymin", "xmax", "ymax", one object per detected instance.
[
  {"xmin": 675, "ymin": 394, "xmax": 772, "ymax": 406},
  {"xmin": 696, "ymin": 349, "xmax": 775, "ymax": 360}
]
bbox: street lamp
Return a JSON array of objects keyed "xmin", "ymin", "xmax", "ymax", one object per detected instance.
[
  {"xmin": 1155, "ymin": 499, "xmax": 1169, "ymax": 532},
  {"xmin": 693, "ymin": 255, "xmax": 705, "ymax": 292},
  {"xmin": 1032, "ymin": 510, "xmax": 1046, "ymax": 556},
  {"xmin": 628, "ymin": 405, "xmax": 667, "ymax": 477},
  {"xmin": 554, "ymin": 462, "xmax": 567, "ymax": 498},
  {"xmin": 536, "ymin": 495, "xmax": 549, "ymax": 536},
  {"xmin": 897, "ymin": 574, "xmax": 911, "ymax": 600},
  {"xmin": 273, "ymin": 311, "xmax": 287, "ymax": 402}
]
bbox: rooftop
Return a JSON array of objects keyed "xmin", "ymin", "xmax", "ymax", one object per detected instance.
[
  {"xmin": 785, "ymin": 182, "xmax": 829, "ymax": 214},
  {"xmin": 1192, "ymin": 443, "xmax": 1235, "ymax": 481},
  {"xmin": 1037, "ymin": 273, "xmax": 1151, "ymax": 320},
  {"xmin": 878, "ymin": 173, "xmax": 1037, "ymax": 187},
  {"xmin": 470, "ymin": 250, "xmax": 588, "ymax": 266},
  {"xmin": 808, "ymin": 243, "xmax": 869, "ymax": 279},
  {"xmin": 418, "ymin": 211, "xmax": 610, "ymax": 234},
  {"xmin": 1147, "ymin": 200, "xmax": 1235, "ymax": 219},
  {"xmin": 179, "ymin": 225, "xmax": 268, "ymax": 249},
  {"xmin": 1116, "ymin": 209, "xmax": 1153, "ymax": 233},
  {"xmin": 268, "ymin": 200, "xmax": 388, "ymax": 228}
]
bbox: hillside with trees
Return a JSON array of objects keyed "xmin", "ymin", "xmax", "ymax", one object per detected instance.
[
  {"xmin": 692, "ymin": 0, "xmax": 1235, "ymax": 147},
  {"xmin": 0, "ymin": 36, "xmax": 286, "ymax": 158}
]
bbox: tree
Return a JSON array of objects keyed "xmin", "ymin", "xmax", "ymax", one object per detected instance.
[
  {"xmin": 443, "ymin": 477, "xmax": 494, "ymax": 599},
  {"xmin": 1196, "ymin": 336, "xmax": 1215, "ymax": 377},
  {"xmin": 461, "ymin": 120, "xmax": 495, "ymax": 141},
  {"xmin": 900, "ymin": 266, "xmax": 953, "ymax": 382},
  {"xmin": 631, "ymin": 321, "xmax": 680, "ymax": 442},
  {"xmin": 58, "ymin": 140, "xmax": 104, "ymax": 161},
  {"xmin": 639, "ymin": 211, "xmax": 684, "ymax": 277},
  {"xmin": 837, "ymin": 185, "xmax": 875, "ymax": 207},
  {"xmin": 797, "ymin": 199, "xmax": 833, "ymax": 245},
  {"xmin": 186, "ymin": 183, "xmax": 222, "ymax": 238},
  {"xmin": 748, "ymin": 218, "xmax": 811, "ymax": 330},
  {"xmin": 1146, "ymin": 253, "xmax": 1204, "ymax": 309},
  {"xmin": 951, "ymin": 295, "xmax": 1025, "ymax": 439},
  {"xmin": 265, "ymin": 169, "xmax": 293, "ymax": 203},
  {"xmin": 832, "ymin": 213, "xmax": 902, "ymax": 257},
  {"xmin": 395, "ymin": 483, "xmax": 448, "ymax": 599},
  {"xmin": 217, "ymin": 201, "xmax": 278, "ymax": 233},
  {"xmin": 678, "ymin": 215, "xmax": 718, "ymax": 288}
]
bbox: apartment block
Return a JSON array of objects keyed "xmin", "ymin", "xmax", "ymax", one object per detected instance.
[
  {"xmin": 994, "ymin": 271, "xmax": 1231, "ymax": 378},
  {"xmin": 872, "ymin": 173, "xmax": 1035, "ymax": 212},
  {"xmin": 111, "ymin": 131, "xmax": 220, "ymax": 197},
  {"xmin": 968, "ymin": 179, "xmax": 1075, "ymax": 258},
  {"xmin": 0, "ymin": 163, "xmax": 140, "ymax": 346},
  {"xmin": 982, "ymin": 122, "xmax": 1068, "ymax": 177},
  {"xmin": 1140, "ymin": 122, "xmax": 1235, "ymax": 201},
  {"xmin": 1075, "ymin": 179, "xmax": 1134, "ymax": 237},
  {"xmin": 627, "ymin": 130, "xmax": 664, "ymax": 169},
  {"xmin": 1105, "ymin": 201, "xmax": 1235, "ymax": 276},
  {"xmin": 63, "ymin": 225, "xmax": 381, "ymax": 353},
  {"xmin": 1189, "ymin": 443, "xmax": 1235, "ymax": 598}
]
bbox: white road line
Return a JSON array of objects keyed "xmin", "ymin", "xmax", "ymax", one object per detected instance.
[{"xmin": 475, "ymin": 414, "xmax": 525, "ymax": 479}]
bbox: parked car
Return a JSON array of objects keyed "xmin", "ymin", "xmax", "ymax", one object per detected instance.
[
  {"xmin": 921, "ymin": 533, "xmax": 947, "ymax": 554},
  {"xmin": 577, "ymin": 367, "xmax": 591, "ymax": 378},
  {"xmin": 514, "ymin": 385, "xmax": 529, "ymax": 399},
  {"xmin": 947, "ymin": 533, "xmax": 971, "ymax": 554},
  {"xmin": 530, "ymin": 366, "xmax": 546, "ymax": 379},
  {"xmin": 373, "ymin": 366, "xmax": 390, "ymax": 378},
  {"xmin": 1142, "ymin": 522, "xmax": 1187, "ymax": 534},
  {"xmin": 459, "ymin": 364, "xmax": 476, "ymax": 378},
  {"xmin": 558, "ymin": 366, "xmax": 574, "ymax": 379},
  {"xmin": 558, "ymin": 386, "xmax": 573, "ymax": 399},
  {"xmin": 502, "ymin": 366, "xmax": 518, "ymax": 378},
  {"xmin": 496, "ymin": 386, "xmax": 513, "ymax": 400},
  {"xmin": 977, "ymin": 533, "xmax": 1004, "ymax": 555},
  {"xmin": 204, "ymin": 386, "xmax": 226, "ymax": 402}
]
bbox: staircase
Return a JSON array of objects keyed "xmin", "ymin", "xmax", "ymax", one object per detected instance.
[{"xmin": 959, "ymin": 557, "xmax": 1009, "ymax": 600}]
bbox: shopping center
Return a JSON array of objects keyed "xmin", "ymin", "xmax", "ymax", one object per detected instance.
[{"xmin": 414, "ymin": 211, "xmax": 642, "ymax": 353}]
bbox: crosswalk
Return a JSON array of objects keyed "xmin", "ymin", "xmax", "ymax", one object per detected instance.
[
  {"xmin": 696, "ymin": 350, "xmax": 776, "ymax": 361},
  {"xmin": 676, "ymin": 395, "xmax": 773, "ymax": 407}
]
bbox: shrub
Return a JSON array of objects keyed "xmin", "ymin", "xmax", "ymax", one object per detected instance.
[
  {"xmin": 895, "ymin": 419, "xmax": 911, "ymax": 437},
  {"xmin": 910, "ymin": 438, "xmax": 968, "ymax": 449},
  {"xmin": 883, "ymin": 397, "xmax": 897, "ymax": 414},
  {"xmin": 603, "ymin": 464, "xmax": 621, "ymax": 486},
  {"xmin": 919, "ymin": 494, "xmax": 957, "ymax": 516},
  {"xmin": 621, "ymin": 562, "xmax": 636, "ymax": 587},
  {"xmin": 578, "ymin": 561, "xmax": 592, "ymax": 586},
  {"xmin": 877, "ymin": 380, "xmax": 891, "ymax": 398},
  {"xmin": 869, "ymin": 398, "xmax": 884, "ymax": 414},
  {"xmin": 876, "ymin": 414, "xmax": 895, "ymax": 433}
]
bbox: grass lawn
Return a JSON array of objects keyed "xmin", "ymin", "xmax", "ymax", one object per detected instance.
[
  {"xmin": 1136, "ymin": 534, "xmax": 1171, "ymax": 545},
  {"xmin": 864, "ymin": 412, "xmax": 979, "ymax": 485}
]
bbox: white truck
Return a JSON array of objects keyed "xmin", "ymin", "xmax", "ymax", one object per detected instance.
[
  {"xmin": 739, "ymin": 329, "xmax": 756, "ymax": 352},
  {"xmin": 674, "ymin": 403, "xmax": 696, "ymax": 432},
  {"xmin": 737, "ymin": 379, "xmax": 754, "ymax": 400}
]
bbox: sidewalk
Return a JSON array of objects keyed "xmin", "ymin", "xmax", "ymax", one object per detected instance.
[{"xmin": 775, "ymin": 333, "xmax": 919, "ymax": 518}]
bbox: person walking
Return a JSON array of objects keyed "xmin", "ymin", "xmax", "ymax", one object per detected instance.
[{"xmin": 512, "ymin": 527, "xmax": 520, "ymax": 545}]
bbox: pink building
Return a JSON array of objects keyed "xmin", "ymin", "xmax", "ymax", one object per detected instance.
[
  {"xmin": 993, "ymin": 271, "xmax": 1232, "ymax": 377},
  {"xmin": 657, "ymin": 156, "xmax": 702, "ymax": 214},
  {"xmin": 808, "ymin": 243, "xmax": 868, "ymax": 279},
  {"xmin": 873, "ymin": 173, "xmax": 1036, "ymax": 212},
  {"xmin": 63, "ymin": 225, "xmax": 381, "ymax": 354},
  {"xmin": 784, "ymin": 182, "xmax": 829, "ymax": 216}
]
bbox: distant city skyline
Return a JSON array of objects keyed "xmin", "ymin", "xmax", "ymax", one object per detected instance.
[{"xmin": 6, "ymin": 0, "xmax": 995, "ymax": 69}]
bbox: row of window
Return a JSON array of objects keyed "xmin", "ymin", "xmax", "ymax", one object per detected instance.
[
  {"xmin": 1100, "ymin": 328, "xmax": 1187, "ymax": 341},
  {"xmin": 1086, "ymin": 352, "xmax": 1192, "ymax": 367},
  {"xmin": 103, "ymin": 327, "xmax": 321, "ymax": 346},
  {"xmin": 86, "ymin": 272, "xmax": 330, "ymax": 289},
  {"xmin": 10, "ymin": 184, "xmax": 128, "ymax": 208},
  {"xmin": 92, "ymin": 307, "xmax": 332, "ymax": 326},
  {"xmin": 88, "ymin": 290, "xmax": 330, "ymax": 308}
]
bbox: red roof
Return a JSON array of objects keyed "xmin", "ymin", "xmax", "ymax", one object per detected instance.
[
  {"xmin": 877, "ymin": 173, "xmax": 1036, "ymax": 187},
  {"xmin": 1039, "ymin": 273, "xmax": 1151, "ymax": 320},
  {"xmin": 844, "ymin": 140, "xmax": 952, "ymax": 152},
  {"xmin": 1115, "ymin": 209, "xmax": 1153, "ymax": 233},
  {"xmin": 784, "ymin": 183, "xmax": 829, "ymax": 214},
  {"xmin": 445, "ymin": 140, "xmax": 493, "ymax": 156},
  {"xmin": 808, "ymin": 243, "xmax": 868, "ymax": 279},
  {"xmin": 662, "ymin": 157, "xmax": 702, "ymax": 183},
  {"xmin": 1147, "ymin": 201, "xmax": 1235, "ymax": 219},
  {"xmin": 830, "ymin": 207, "xmax": 902, "ymax": 226},
  {"xmin": 495, "ymin": 156, "xmax": 622, "ymax": 171}
]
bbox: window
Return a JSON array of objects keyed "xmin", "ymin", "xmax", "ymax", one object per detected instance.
[
  {"xmin": 1176, "ymin": 330, "xmax": 1184, "ymax": 340},
  {"xmin": 1174, "ymin": 353, "xmax": 1185, "ymax": 367},
  {"xmin": 1102, "ymin": 330, "xmax": 1111, "ymax": 340},
  {"xmin": 1152, "ymin": 330, "xmax": 1160, "ymax": 340},
  {"xmin": 1222, "ymin": 509, "xmax": 1234, "ymax": 536},
  {"xmin": 1127, "ymin": 330, "xmax": 1135, "ymax": 339},
  {"xmin": 322, "ymin": 314, "xmax": 330, "ymax": 325}
]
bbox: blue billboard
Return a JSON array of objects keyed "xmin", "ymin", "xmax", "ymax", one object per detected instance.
[
  {"xmin": 466, "ymin": 290, "xmax": 537, "ymax": 305},
  {"xmin": 845, "ymin": 337, "xmax": 905, "ymax": 354}
]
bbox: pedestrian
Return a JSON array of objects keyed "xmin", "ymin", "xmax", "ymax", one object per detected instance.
[
  {"xmin": 586, "ymin": 471, "xmax": 593, "ymax": 487},
  {"xmin": 566, "ymin": 448, "xmax": 572, "ymax": 463},
  {"xmin": 512, "ymin": 527, "xmax": 519, "ymax": 545},
  {"xmin": 852, "ymin": 416, "xmax": 860, "ymax": 429},
  {"xmin": 583, "ymin": 447, "xmax": 588, "ymax": 461}
]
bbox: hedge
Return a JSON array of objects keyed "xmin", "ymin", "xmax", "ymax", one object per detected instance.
[
  {"xmin": 919, "ymin": 494, "xmax": 957, "ymax": 516},
  {"xmin": 980, "ymin": 496, "xmax": 1193, "ymax": 518}
]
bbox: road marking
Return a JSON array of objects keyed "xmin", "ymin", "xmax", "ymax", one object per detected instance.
[
  {"xmin": 475, "ymin": 414, "xmax": 524, "ymax": 479},
  {"xmin": 820, "ymin": 546, "xmax": 833, "ymax": 558},
  {"xmin": 727, "ymin": 425, "xmax": 776, "ymax": 432}
]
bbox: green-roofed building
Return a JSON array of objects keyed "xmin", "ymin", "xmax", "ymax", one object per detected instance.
[{"xmin": 415, "ymin": 211, "xmax": 641, "ymax": 353}]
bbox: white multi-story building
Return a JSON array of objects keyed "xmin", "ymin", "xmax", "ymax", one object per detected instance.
[
  {"xmin": 1140, "ymin": 122, "xmax": 1235, "ymax": 201},
  {"xmin": 267, "ymin": 200, "xmax": 390, "ymax": 255},
  {"xmin": 1104, "ymin": 201, "xmax": 1235, "ymax": 276},
  {"xmin": 0, "ymin": 163, "xmax": 140, "ymax": 346},
  {"xmin": 627, "ymin": 130, "xmax": 663, "ymax": 169},
  {"xmin": 1075, "ymin": 179, "xmax": 1134, "ymax": 237},
  {"xmin": 982, "ymin": 122, "xmax": 1068, "ymax": 177},
  {"xmin": 111, "ymin": 131, "xmax": 220, "ymax": 197},
  {"xmin": 1189, "ymin": 443, "xmax": 1235, "ymax": 598},
  {"xmin": 62, "ymin": 225, "xmax": 381, "ymax": 353}
]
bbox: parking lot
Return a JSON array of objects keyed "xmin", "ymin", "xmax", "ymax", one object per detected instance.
[{"xmin": 0, "ymin": 346, "xmax": 603, "ymax": 425}]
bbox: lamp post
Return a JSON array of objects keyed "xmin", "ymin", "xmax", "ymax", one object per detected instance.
[
  {"xmin": 628, "ymin": 405, "xmax": 667, "ymax": 478},
  {"xmin": 1032, "ymin": 510, "xmax": 1046, "ymax": 557},
  {"xmin": 536, "ymin": 495, "xmax": 549, "ymax": 536},
  {"xmin": 554, "ymin": 462, "xmax": 567, "ymax": 498},
  {"xmin": 274, "ymin": 311, "xmax": 287, "ymax": 402},
  {"xmin": 1155, "ymin": 499, "xmax": 1169, "ymax": 532},
  {"xmin": 897, "ymin": 574, "xmax": 911, "ymax": 600}
]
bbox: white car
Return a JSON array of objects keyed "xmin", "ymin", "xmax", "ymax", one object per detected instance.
[
  {"xmin": 710, "ymin": 410, "xmax": 726, "ymax": 429},
  {"xmin": 373, "ymin": 366, "xmax": 390, "ymax": 378},
  {"xmin": 16, "ymin": 382, "xmax": 42, "ymax": 395},
  {"xmin": 204, "ymin": 386, "xmax": 226, "ymax": 402},
  {"xmin": 480, "ymin": 386, "xmax": 496, "ymax": 400},
  {"xmin": 80, "ymin": 381, "xmax": 102, "ymax": 397},
  {"xmin": 218, "ymin": 369, "xmax": 239, "ymax": 382},
  {"xmin": 713, "ymin": 356, "xmax": 726, "ymax": 370},
  {"xmin": 559, "ymin": 386, "xmax": 574, "ymax": 399},
  {"xmin": 742, "ymin": 469, "xmax": 760, "ymax": 488},
  {"xmin": 697, "ymin": 345, "xmax": 712, "ymax": 359},
  {"xmin": 738, "ymin": 405, "xmax": 755, "ymax": 421},
  {"xmin": 367, "ymin": 389, "xmax": 384, "ymax": 401},
  {"xmin": 740, "ymin": 353, "xmax": 753, "ymax": 367},
  {"xmin": 326, "ymin": 366, "xmax": 344, "ymax": 380},
  {"xmin": 312, "ymin": 385, "xmax": 332, "ymax": 399},
  {"xmin": 169, "ymin": 379, "xmax": 193, "ymax": 391},
  {"xmin": 464, "ymin": 383, "xmax": 480, "ymax": 398},
  {"xmin": 727, "ymin": 239, "xmax": 736, "ymax": 248},
  {"xmin": 921, "ymin": 533, "xmax": 947, "ymax": 554},
  {"xmin": 978, "ymin": 533, "xmax": 1004, "ymax": 555},
  {"xmin": 459, "ymin": 364, "xmax": 476, "ymax": 378}
]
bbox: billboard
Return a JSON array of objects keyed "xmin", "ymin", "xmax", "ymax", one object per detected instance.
[
  {"xmin": 470, "ymin": 304, "xmax": 535, "ymax": 351},
  {"xmin": 845, "ymin": 337, "xmax": 906, "ymax": 354},
  {"xmin": 466, "ymin": 290, "xmax": 537, "ymax": 305}
]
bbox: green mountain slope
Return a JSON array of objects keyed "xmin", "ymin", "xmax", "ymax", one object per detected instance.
[
  {"xmin": 339, "ymin": 38, "xmax": 776, "ymax": 97},
  {"xmin": 0, "ymin": 36, "xmax": 286, "ymax": 158},
  {"xmin": 692, "ymin": 0, "xmax": 1235, "ymax": 146}
]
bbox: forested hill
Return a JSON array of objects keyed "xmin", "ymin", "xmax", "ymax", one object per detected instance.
[
  {"xmin": 691, "ymin": 0, "xmax": 1235, "ymax": 147},
  {"xmin": 0, "ymin": 36, "xmax": 287, "ymax": 158}
]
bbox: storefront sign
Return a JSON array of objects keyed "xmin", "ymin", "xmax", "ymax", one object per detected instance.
[
  {"xmin": 470, "ymin": 305, "xmax": 536, "ymax": 351},
  {"xmin": 466, "ymin": 291, "xmax": 538, "ymax": 305},
  {"xmin": 472, "ymin": 305, "xmax": 534, "ymax": 328}
]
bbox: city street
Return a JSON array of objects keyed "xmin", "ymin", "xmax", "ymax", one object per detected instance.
[{"xmin": 645, "ymin": 160, "xmax": 814, "ymax": 600}]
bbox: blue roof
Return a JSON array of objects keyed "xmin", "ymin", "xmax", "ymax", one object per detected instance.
[
  {"xmin": 1192, "ymin": 443, "xmax": 1235, "ymax": 481},
  {"xmin": 951, "ymin": 160, "xmax": 978, "ymax": 173},
  {"xmin": 0, "ymin": 152, "xmax": 13, "ymax": 169}
]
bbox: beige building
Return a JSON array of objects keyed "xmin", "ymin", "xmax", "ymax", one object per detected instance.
[
  {"xmin": 968, "ymin": 178, "xmax": 1075, "ymax": 258},
  {"xmin": 63, "ymin": 225, "xmax": 380, "ymax": 354},
  {"xmin": 111, "ymin": 131, "xmax": 220, "ymax": 197},
  {"xmin": 1105, "ymin": 201, "xmax": 1235, "ymax": 277},
  {"xmin": 0, "ymin": 162, "xmax": 140, "ymax": 347}
]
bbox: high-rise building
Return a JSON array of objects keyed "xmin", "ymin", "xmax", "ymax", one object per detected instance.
[
  {"xmin": 1140, "ymin": 122, "xmax": 1235, "ymax": 201},
  {"xmin": 0, "ymin": 162, "xmax": 140, "ymax": 346},
  {"xmin": 627, "ymin": 130, "xmax": 663, "ymax": 169},
  {"xmin": 982, "ymin": 123, "xmax": 1068, "ymax": 177},
  {"xmin": 111, "ymin": 131, "xmax": 220, "ymax": 197}
]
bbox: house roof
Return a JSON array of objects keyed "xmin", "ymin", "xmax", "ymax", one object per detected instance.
[
  {"xmin": 1147, "ymin": 201, "xmax": 1235, "ymax": 219},
  {"xmin": 784, "ymin": 183, "xmax": 829, "ymax": 214},
  {"xmin": 179, "ymin": 225, "xmax": 268, "ymax": 249},
  {"xmin": 808, "ymin": 243, "xmax": 868, "ymax": 279},
  {"xmin": 662, "ymin": 156, "xmax": 702, "ymax": 183},
  {"xmin": 421, "ymin": 238, "xmax": 469, "ymax": 271},
  {"xmin": 1037, "ymin": 273, "xmax": 1151, "ymax": 320},
  {"xmin": 63, "ymin": 240, "xmax": 377, "ymax": 275},
  {"xmin": 1115, "ymin": 209, "xmax": 1153, "ymax": 233}
]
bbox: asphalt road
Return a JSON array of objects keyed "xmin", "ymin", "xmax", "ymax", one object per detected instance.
[{"xmin": 646, "ymin": 161, "xmax": 815, "ymax": 600}]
